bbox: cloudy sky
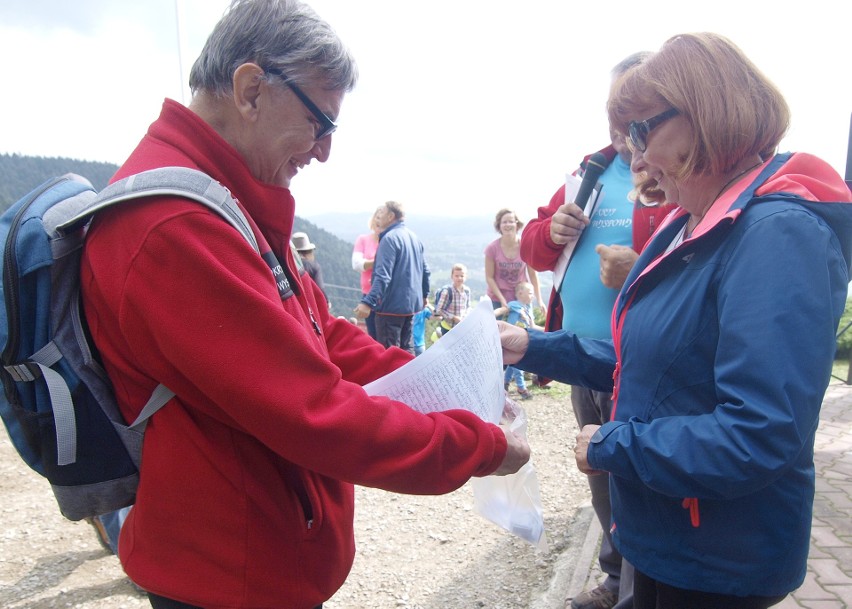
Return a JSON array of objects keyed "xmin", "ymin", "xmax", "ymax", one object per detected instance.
[{"xmin": 1, "ymin": 0, "xmax": 849, "ymax": 221}]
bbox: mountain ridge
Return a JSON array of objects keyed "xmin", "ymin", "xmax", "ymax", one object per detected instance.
[{"xmin": 0, "ymin": 154, "xmax": 552, "ymax": 315}]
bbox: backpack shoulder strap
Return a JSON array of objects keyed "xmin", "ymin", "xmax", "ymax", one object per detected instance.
[
  {"xmin": 52, "ymin": 166, "xmax": 259, "ymax": 254},
  {"xmin": 49, "ymin": 167, "xmax": 262, "ymax": 433}
]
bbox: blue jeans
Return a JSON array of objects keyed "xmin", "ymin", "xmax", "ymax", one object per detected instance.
[
  {"xmin": 95, "ymin": 506, "xmax": 131, "ymax": 555},
  {"xmin": 504, "ymin": 365, "xmax": 526, "ymax": 390}
]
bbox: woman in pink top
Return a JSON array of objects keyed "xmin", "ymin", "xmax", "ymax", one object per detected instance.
[
  {"xmin": 352, "ymin": 208, "xmax": 382, "ymax": 338},
  {"xmin": 484, "ymin": 209, "xmax": 545, "ymax": 316}
]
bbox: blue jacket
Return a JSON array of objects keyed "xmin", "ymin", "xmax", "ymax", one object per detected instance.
[
  {"xmin": 520, "ymin": 152, "xmax": 852, "ymax": 596},
  {"xmin": 362, "ymin": 221, "xmax": 430, "ymax": 315}
]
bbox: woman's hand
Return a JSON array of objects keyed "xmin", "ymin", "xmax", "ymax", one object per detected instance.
[
  {"xmin": 574, "ymin": 424, "xmax": 605, "ymax": 475},
  {"xmin": 498, "ymin": 320, "xmax": 529, "ymax": 365}
]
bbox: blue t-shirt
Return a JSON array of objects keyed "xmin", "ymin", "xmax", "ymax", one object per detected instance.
[
  {"xmin": 506, "ymin": 300, "xmax": 534, "ymax": 328},
  {"xmin": 561, "ymin": 156, "xmax": 635, "ymax": 339}
]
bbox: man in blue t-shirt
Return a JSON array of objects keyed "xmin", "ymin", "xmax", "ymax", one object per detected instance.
[
  {"xmin": 559, "ymin": 151, "xmax": 635, "ymax": 340},
  {"xmin": 557, "ymin": 131, "xmax": 636, "ymax": 609},
  {"xmin": 519, "ymin": 52, "xmax": 676, "ymax": 609}
]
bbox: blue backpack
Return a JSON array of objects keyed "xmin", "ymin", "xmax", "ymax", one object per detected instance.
[
  {"xmin": 434, "ymin": 285, "xmax": 453, "ymax": 309},
  {"xmin": 0, "ymin": 167, "xmax": 258, "ymax": 521}
]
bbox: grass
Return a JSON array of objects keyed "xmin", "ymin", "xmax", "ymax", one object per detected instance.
[
  {"xmin": 526, "ymin": 377, "xmax": 571, "ymax": 398},
  {"xmin": 831, "ymin": 358, "xmax": 851, "ymax": 384}
]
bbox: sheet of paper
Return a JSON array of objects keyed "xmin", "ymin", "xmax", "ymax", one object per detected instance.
[
  {"xmin": 552, "ymin": 173, "xmax": 602, "ymax": 291},
  {"xmin": 365, "ymin": 300, "xmax": 549, "ymax": 549},
  {"xmin": 364, "ymin": 299, "xmax": 503, "ymax": 424}
]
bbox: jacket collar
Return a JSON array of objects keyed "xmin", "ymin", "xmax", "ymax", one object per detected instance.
[
  {"xmin": 623, "ymin": 152, "xmax": 852, "ymax": 296},
  {"xmin": 379, "ymin": 220, "xmax": 403, "ymax": 239}
]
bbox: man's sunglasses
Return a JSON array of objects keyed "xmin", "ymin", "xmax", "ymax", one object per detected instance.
[
  {"xmin": 628, "ymin": 107, "xmax": 679, "ymax": 152},
  {"xmin": 266, "ymin": 67, "xmax": 337, "ymax": 140}
]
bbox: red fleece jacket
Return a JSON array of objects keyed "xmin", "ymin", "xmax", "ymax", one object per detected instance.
[{"xmin": 80, "ymin": 99, "xmax": 506, "ymax": 609}]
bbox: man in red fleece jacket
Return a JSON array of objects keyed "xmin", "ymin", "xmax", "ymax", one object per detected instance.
[{"xmin": 80, "ymin": 1, "xmax": 529, "ymax": 608}]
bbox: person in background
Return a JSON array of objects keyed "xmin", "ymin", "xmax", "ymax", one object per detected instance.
[
  {"xmin": 501, "ymin": 31, "xmax": 852, "ymax": 609},
  {"xmin": 79, "ymin": 2, "xmax": 530, "ymax": 607},
  {"xmin": 494, "ymin": 281, "xmax": 539, "ymax": 401},
  {"xmin": 434, "ymin": 263, "xmax": 472, "ymax": 336},
  {"xmin": 292, "ymin": 230, "xmax": 328, "ymax": 302},
  {"xmin": 351, "ymin": 208, "xmax": 382, "ymax": 338},
  {"xmin": 354, "ymin": 200, "xmax": 430, "ymax": 354},
  {"xmin": 411, "ymin": 303, "xmax": 433, "ymax": 356},
  {"xmin": 520, "ymin": 52, "xmax": 675, "ymax": 609},
  {"xmin": 484, "ymin": 208, "xmax": 545, "ymax": 319}
]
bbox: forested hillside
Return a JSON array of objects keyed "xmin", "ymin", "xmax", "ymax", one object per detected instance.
[
  {"xmin": 0, "ymin": 154, "xmax": 360, "ymax": 316},
  {"xmin": 0, "ymin": 153, "xmax": 118, "ymax": 212}
]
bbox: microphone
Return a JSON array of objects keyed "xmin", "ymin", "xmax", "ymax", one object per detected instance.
[{"xmin": 573, "ymin": 152, "xmax": 609, "ymax": 210}]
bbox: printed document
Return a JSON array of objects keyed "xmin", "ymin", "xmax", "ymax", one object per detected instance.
[
  {"xmin": 364, "ymin": 299, "xmax": 503, "ymax": 424},
  {"xmin": 364, "ymin": 299, "xmax": 548, "ymax": 550}
]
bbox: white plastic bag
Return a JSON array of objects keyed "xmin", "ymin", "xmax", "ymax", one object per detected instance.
[{"xmin": 471, "ymin": 397, "xmax": 548, "ymax": 551}]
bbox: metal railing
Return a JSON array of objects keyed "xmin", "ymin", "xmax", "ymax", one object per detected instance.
[
  {"xmin": 833, "ymin": 319, "xmax": 852, "ymax": 385},
  {"xmin": 323, "ymin": 282, "xmax": 362, "ymax": 318}
]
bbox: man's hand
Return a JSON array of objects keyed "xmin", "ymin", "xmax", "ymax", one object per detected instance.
[
  {"xmin": 549, "ymin": 203, "xmax": 589, "ymax": 245},
  {"xmin": 595, "ymin": 244, "xmax": 638, "ymax": 289},
  {"xmin": 492, "ymin": 427, "xmax": 531, "ymax": 475},
  {"xmin": 353, "ymin": 303, "xmax": 372, "ymax": 319},
  {"xmin": 574, "ymin": 424, "xmax": 605, "ymax": 475},
  {"xmin": 498, "ymin": 320, "xmax": 529, "ymax": 365}
]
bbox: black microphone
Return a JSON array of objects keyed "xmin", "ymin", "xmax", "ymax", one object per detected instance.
[{"xmin": 573, "ymin": 152, "xmax": 609, "ymax": 209}]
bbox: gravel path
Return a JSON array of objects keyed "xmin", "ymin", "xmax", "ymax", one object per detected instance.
[{"xmin": 1, "ymin": 382, "xmax": 590, "ymax": 609}]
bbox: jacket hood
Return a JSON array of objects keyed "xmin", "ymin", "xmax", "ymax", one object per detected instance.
[
  {"xmin": 656, "ymin": 152, "xmax": 852, "ymax": 268},
  {"xmin": 753, "ymin": 152, "xmax": 852, "ymax": 268}
]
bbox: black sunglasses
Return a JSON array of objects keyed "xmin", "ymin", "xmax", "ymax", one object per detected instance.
[
  {"xmin": 628, "ymin": 107, "xmax": 679, "ymax": 152},
  {"xmin": 265, "ymin": 67, "xmax": 337, "ymax": 140}
]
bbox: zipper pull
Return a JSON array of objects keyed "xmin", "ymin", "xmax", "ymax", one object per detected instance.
[
  {"xmin": 308, "ymin": 306, "xmax": 322, "ymax": 336},
  {"xmin": 610, "ymin": 362, "xmax": 621, "ymax": 420},
  {"xmin": 681, "ymin": 497, "xmax": 700, "ymax": 527}
]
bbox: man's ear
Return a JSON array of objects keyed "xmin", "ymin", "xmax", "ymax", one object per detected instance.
[{"xmin": 232, "ymin": 63, "xmax": 266, "ymax": 121}]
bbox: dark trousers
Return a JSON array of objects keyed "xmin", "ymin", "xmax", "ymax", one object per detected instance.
[
  {"xmin": 149, "ymin": 592, "xmax": 322, "ymax": 609},
  {"xmin": 148, "ymin": 593, "xmax": 202, "ymax": 609},
  {"xmin": 375, "ymin": 313, "xmax": 414, "ymax": 354},
  {"xmin": 633, "ymin": 569, "xmax": 785, "ymax": 609},
  {"xmin": 571, "ymin": 387, "xmax": 625, "ymax": 594}
]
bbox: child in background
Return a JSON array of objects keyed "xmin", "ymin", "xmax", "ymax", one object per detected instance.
[
  {"xmin": 435, "ymin": 263, "xmax": 472, "ymax": 337},
  {"xmin": 412, "ymin": 304, "xmax": 433, "ymax": 356},
  {"xmin": 497, "ymin": 282, "xmax": 540, "ymax": 400}
]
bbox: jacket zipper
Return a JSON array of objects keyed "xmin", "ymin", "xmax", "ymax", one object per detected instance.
[{"xmin": 610, "ymin": 289, "xmax": 637, "ymax": 421}]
